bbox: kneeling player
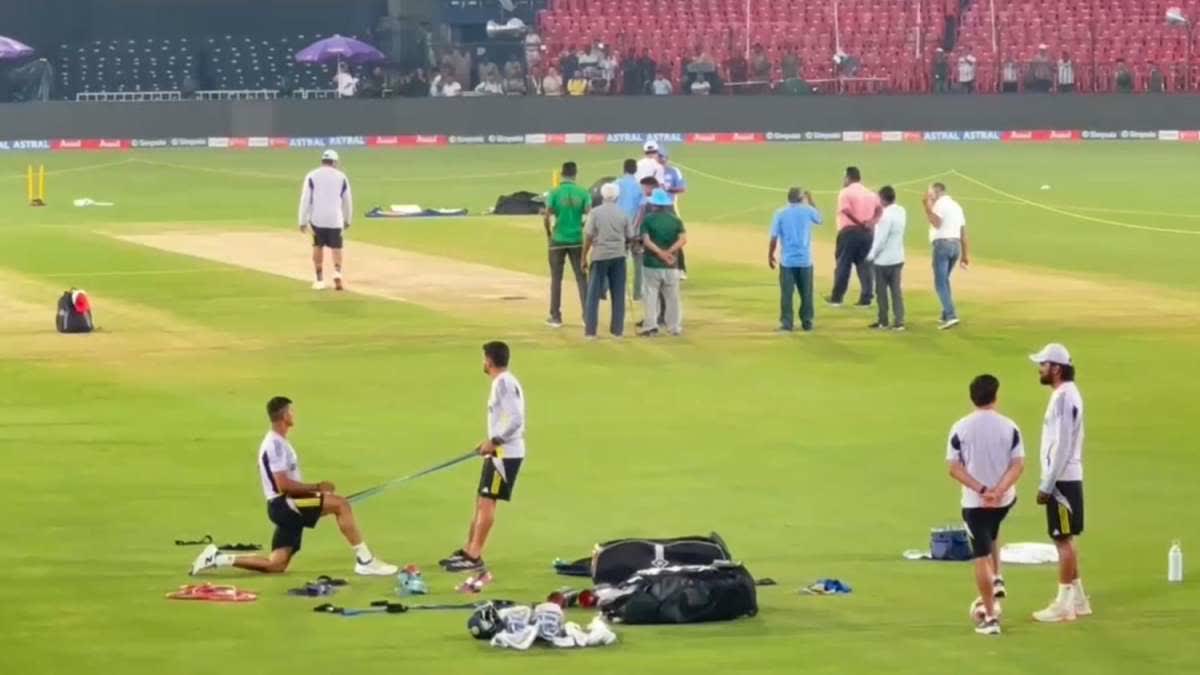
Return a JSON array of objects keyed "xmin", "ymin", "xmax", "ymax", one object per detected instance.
[
  {"xmin": 946, "ymin": 375, "xmax": 1026, "ymax": 635},
  {"xmin": 189, "ymin": 396, "xmax": 397, "ymax": 576}
]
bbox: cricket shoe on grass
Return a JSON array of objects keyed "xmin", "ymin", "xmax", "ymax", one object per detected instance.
[
  {"xmin": 443, "ymin": 555, "xmax": 486, "ymax": 573},
  {"xmin": 974, "ymin": 617, "xmax": 1002, "ymax": 636},
  {"xmin": 438, "ymin": 549, "xmax": 467, "ymax": 568},
  {"xmin": 1032, "ymin": 601, "xmax": 1076, "ymax": 623},
  {"xmin": 189, "ymin": 544, "xmax": 220, "ymax": 576},
  {"xmin": 993, "ymin": 577, "xmax": 1007, "ymax": 599},
  {"xmin": 938, "ymin": 318, "xmax": 961, "ymax": 330},
  {"xmin": 311, "ymin": 280, "xmax": 326, "ymax": 290},
  {"xmin": 354, "ymin": 557, "xmax": 399, "ymax": 576},
  {"xmin": 1073, "ymin": 592, "xmax": 1093, "ymax": 617}
]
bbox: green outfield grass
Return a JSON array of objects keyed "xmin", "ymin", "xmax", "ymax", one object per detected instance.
[{"xmin": 1, "ymin": 144, "xmax": 1198, "ymax": 674}]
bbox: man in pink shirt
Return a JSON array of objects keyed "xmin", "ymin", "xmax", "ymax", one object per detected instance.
[{"xmin": 827, "ymin": 166, "xmax": 882, "ymax": 307}]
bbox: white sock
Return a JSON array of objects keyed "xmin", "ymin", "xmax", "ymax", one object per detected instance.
[
  {"xmin": 1071, "ymin": 578, "xmax": 1086, "ymax": 600},
  {"xmin": 353, "ymin": 543, "xmax": 373, "ymax": 564},
  {"xmin": 1055, "ymin": 583, "xmax": 1073, "ymax": 606},
  {"xmin": 214, "ymin": 553, "xmax": 236, "ymax": 568}
]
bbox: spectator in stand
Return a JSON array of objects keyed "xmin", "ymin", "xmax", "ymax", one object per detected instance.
[
  {"xmin": 726, "ymin": 51, "xmax": 749, "ymax": 92},
  {"xmin": 1057, "ymin": 51, "xmax": 1075, "ymax": 93},
  {"xmin": 601, "ymin": 47, "xmax": 618, "ymax": 93},
  {"xmin": 578, "ymin": 43, "xmax": 600, "ymax": 72},
  {"xmin": 933, "ymin": 48, "xmax": 950, "ymax": 93},
  {"xmin": 588, "ymin": 66, "xmax": 608, "ymax": 94},
  {"xmin": 542, "ymin": 67, "xmax": 564, "ymax": 96},
  {"xmin": 334, "ymin": 61, "xmax": 358, "ymax": 98},
  {"xmin": 402, "ymin": 68, "xmax": 429, "ymax": 97},
  {"xmin": 1115, "ymin": 59, "xmax": 1134, "ymax": 93},
  {"xmin": 750, "ymin": 43, "xmax": 772, "ymax": 92},
  {"xmin": 504, "ymin": 60, "xmax": 527, "ymax": 95},
  {"xmin": 781, "ymin": 46, "xmax": 801, "ymax": 80},
  {"xmin": 957, "ymin": 54, "xmax": 976, "ymax": 93},
  {"xmin": 451, "ymin": 48, "xmax": 472, "ymax": 90},
  {"xmin": 1001, "ymin": 55, "xmax": 1020, "ymax": 93},
  {"xmin": 475, "ymin": 69, "xmax": 504, "ymax": 95},
  {"xmin": 524, "ymin": 32, "xmax": 543, "ymax": 68},
  {"xmin": 567, "ymin": 69, "xmax": 590, "ymax": 96},
  {"xmin": 652, "ymin": 71, "xmax": 673, "ymax": 95},
  {"xmin": 690, "ymin": 77, "xmax": 712, "ymax": 95},
  {"xmin": 639, "ymin": 48, "xmax": 657, "ymax": 92},
  {"xmin": 1030, "ymin": 44, "xmax": 1053, "ymax": 93},
  {"xmin": 1150, "ymin": 63, "xmax": 1166, "ymax": 93},
  {"xmin": 431, "ymin": 67, "xmax": 462, "ymax": 97},
  {"xmin": 622, "ymin": 49, "xmax": 643, "ymax": 94},
  {"xmin": 559, "ymin": 46, "xmax": 579, "ymax": 82}
]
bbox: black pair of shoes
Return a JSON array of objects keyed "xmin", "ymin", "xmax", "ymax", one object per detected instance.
[{"xmin": 438, "ymin": 549, "xmax": 485, "ymax": 572}]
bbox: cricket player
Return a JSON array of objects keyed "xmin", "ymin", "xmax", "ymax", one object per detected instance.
[
  {"xmin": 946, "ymin": 374, "xmax": 1025, "ymax": 635},
  {"xmin": 1030, "ymin": 343, "xmax": 1092, "ymax": 622},
  {"xmin": 440, "ymin": 341, "xmax": 526, "ymax": 573},
  {"xmin": 189, "ymin": 396, "xmax": 398, "ymax": 576},
  {"xmin": 635, "ymin": 140, "xmax": 666, "ymax": 183},
  {"xmin": 299, "ymin": 149, "xmax": 353, "ymax": 291}
]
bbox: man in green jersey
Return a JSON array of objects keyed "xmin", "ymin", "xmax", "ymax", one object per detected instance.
[
  {"xmin": 543, "ymin": 161, "xmax": 592, "ymax": 328},
  {"xmin": 639, "ymin": 188, "xmax": 687, "ymax": 336}
]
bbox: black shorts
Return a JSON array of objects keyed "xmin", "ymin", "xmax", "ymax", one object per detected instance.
[
  {"xmin": 1046, "ymin": 481, "xmax": 1084, "ymax": 540},
  {"xmin": 478, "ymin": 457, "xmax": 523, "ymax": 501},
  {"xmin": 266, "ymin": 494, "xmax": 323, "ymax": 553},
  {"xmin": 962, "ymin": 500, "xmax": 1015, "ymax": 559},
  {"xmin": 311, "ymin": 227, "xmax": 344, "ymax": 249}
]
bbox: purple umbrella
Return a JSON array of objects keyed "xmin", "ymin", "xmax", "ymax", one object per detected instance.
[
  {"xmin": 0, "ymin": 36, "xmax": 35, "ymax": 61},
  {"xmin": 294, "ymin": 34, "xmax": 385, "ymax": 65}
]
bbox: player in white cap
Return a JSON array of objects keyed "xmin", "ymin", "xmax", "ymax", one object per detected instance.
[
  {"xmin": 1028, "ymin": 342, "xmax": 1092, "ymax": 623},
  {"xmin": 299, "ymin": 149, "xmax": 353, "ymax": 290},
  {"xmin": 635, "ymin": 140, "xmax": 666, "ymax": 184}
]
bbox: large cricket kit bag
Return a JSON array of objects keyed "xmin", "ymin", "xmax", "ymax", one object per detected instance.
[
  {"xmin": 492, "ymin": 191, "xmax": 545, "ymax": 215},
  {"xmin": 56, "ymin": 289, "xmax": 94, "ymax": 334},
  {"xmin": 556, "ymin": 533, "xmax": 734, "ymax": 585},
  {"xmin": 596, "ymin": 562, "xmax": 758, "ymax": 624}
]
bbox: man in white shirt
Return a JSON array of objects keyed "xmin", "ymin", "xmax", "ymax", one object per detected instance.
[
  {"xmin": 188, "ymin": 396, "xmax": 398, "ymax": 577},
  {"xmin": 866, "ymin": 185, "xmax": 906, "ymax": 330},
  {"xmin": 957, "ymin": 54, "xmax": 976, "ymax": 93},
  {"xmin": 635, "ymin": 140, "xmax": 666, "ymax": 183},
  {"xmin": 334, "ymin": 62, "xmax": 358, "ymax": 98},
  {"xmin": 441, "ymin": 341, "xmax": 527, "ymax": 574},
  {"xmin": 1057, "ymin": 51, "xmax": 1075, "ymax": 93},
  {"xmin": 652, "ymin": 73, "xmax": 673, "ymax": 95},
  {"xmin": 299, "ymin": 150, "xmax": 353, "ymax": 290},
  {"xmin": 1029, "ymin": 343, "xmax": 1093, "ymax": 623},
  {"xmin": 946, "ymin": 374, "xmax": 1026, "ymax": 635},
  {"xmin": 922, "ymin": 182, "xmax": 969, "ymax": 329}
]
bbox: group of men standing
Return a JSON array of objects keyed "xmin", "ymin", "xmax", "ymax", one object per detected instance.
[
  {"xmin": 543, "ymin": 140, "xmax": 688, "ymax": 338},
  {"xmin": 770, "ymin": 165, "xmax": 970, "ymax": 332}
]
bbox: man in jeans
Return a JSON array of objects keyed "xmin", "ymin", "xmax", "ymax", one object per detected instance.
[
  {"xmin": 615, "ymin": 160, "xmax": 646, "ymax": 301},
  {"xmin": 543, "ymin": 161, "xmax": 591, "ymax": 328},
  {"xmin": 638, "ymin": 189, "xmax": 686, "ymax": 336},
  {"xmin": 866, "ymin": 185, "xmax": 906, "ymax": 330},
  {"xmin": 583, "ymin": 183, "xmax": 636, "ymax": 339},
  {"xmin": 923, "ymin": 182, "xmax": 970, "ymax": 329},
  {"xmin": 768, "ymin": 187, "xmax": 822, "ymax": 332},
  {"xmin": 827, "ymin": 166, "xmax": 882, "ymax": 307}
]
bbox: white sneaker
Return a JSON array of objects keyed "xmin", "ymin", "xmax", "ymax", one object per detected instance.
[
  {"xmin": 312, "ymin": 280, "xmax": 327, "ymax": 290},
  {"xmin": 189, "ymin": 544, "xmax": 219, "ymax": 576},
  {"xmin": 354, "ymin": 557, "xmax": 399, "ymax": 576},
  {"xmin": 939, "ymin": 318, "xmax": 961, "ymax": 330},
  {"xmin": 1073, "ymin": 593, "xmax": 1093, "ymax": 617},
  {"xmin": 974, "ymin": 617, "xmax": 1002, "ymax": 635},
  {"xmin": 1032, "ymin": 602, "xmax": 1076, "ymax": 623}
]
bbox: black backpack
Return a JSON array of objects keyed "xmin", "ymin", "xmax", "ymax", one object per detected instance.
[
  {"xmin": 599, "ymin": 562, "xmax": 758, "ymax": 624},
  {"xmin": 56, "ymin": 290, "xmax": 94, "ymax": 334},
  {"xmin": 556, "ymin": 533, "xmax": 734, "ymax": 585},
  {"xmin": 492, "ymin": 191, "xmax": 545, "ymax": 215}
]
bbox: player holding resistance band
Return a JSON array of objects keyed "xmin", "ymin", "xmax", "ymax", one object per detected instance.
[
  {"xmin": 189, "ymin": 396, "xmax": 398, "ymax": 576},
  {"xmin": 440, "ymin": 341, "xmax": 526, "ymax": 574}
]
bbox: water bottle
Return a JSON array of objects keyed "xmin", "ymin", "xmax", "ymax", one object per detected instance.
[{"xmin": 1168, "ymin": 540, "xmax": 1183, "ymax": 583}]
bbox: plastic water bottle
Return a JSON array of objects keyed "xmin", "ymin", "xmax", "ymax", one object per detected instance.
[{"xmin": 1168, "ymin": 540, "xmax": 1183, "ymax": 583}]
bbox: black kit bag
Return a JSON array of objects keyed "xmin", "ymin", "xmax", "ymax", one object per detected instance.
[
  {"xmin": 56, "ymin": 289, "xmax": 94, "ymax": 334},
  {"xmin": 599, "ymin": 562, "xmax": 758, "ymax": 624},
  {"xmin": 492, "ymin": 191, "xmax": 545, "ymax": 215},
  {"xmin": 556, "ymin": 533, "xmax": 733, "ymax": 585}
]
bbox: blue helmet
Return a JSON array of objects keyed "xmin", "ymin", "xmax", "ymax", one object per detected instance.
[{"xmin": 467, "ymin": 602, "xmax": 502, "ymax": 639}]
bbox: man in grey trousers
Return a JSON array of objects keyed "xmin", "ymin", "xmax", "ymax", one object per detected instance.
[
  {"xmin": 583, "ymin": 182, "xmax": 637, "ymax": 338},
  {"xmin": 866, "ymin": 185, "xmax": 907, "ymax": 330}
]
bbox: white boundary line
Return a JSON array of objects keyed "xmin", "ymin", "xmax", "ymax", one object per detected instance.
[{"xmin": 0, "ymin": 158, "xmax": 137, "ymax": 182}]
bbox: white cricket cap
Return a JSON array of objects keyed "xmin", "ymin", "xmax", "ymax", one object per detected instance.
[
  {"xmin": 642, "ymin": 140, "xmax": 659, "ymax": 153},
  {"xmin": 322, "ymin": 149, "xmax": 340, "ymax": 162},
  {"xmin": 1029, "ymin": 343, "xmax": 1072, "ymax": 366}
]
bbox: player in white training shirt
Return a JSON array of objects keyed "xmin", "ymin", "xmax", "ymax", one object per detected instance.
[
  {"xmin": 188, "ymin": 396, "xmax": 397, "ymax": 577},
  {"xmin": 299, "ymin": 149, "xmax": 353, "ymax": 291},
  {"xmin": 946, "ymin": 374, "xmax": 1025, "ymax": 636},
  {"xmin": 1029, "ymin": 343, "xmax": 1092, "ymax": 623},
  {"xmin": 441, "ymin": 341, "xmax": 526, "ymax": 573}
]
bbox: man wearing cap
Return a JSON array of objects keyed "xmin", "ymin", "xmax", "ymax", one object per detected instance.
[
  {"xmin": 583, "ymin": 182, "xmax": 636, "ymax": 338},
  {"xmin": 1029, "ymin": 343, "xmax": 1092, "ymax": 623},
  {"xmin": 544, "ymin": 161, "xmax": 591, "ymax": 328},
  {"xmin": 299, "ymin": 150, "xmax": 353, "ymax": 291},
  {"xmin": 639, "ymin": 188, "xmax": 686, "ymax": 336},
  {"xmin": 636, "ymin": 140, "xmax": 667, "ymax": 184},
  {"xmin": 768, "ymin": 187, "xmax": 821, "ymax": 332},
  {"xmin": 922, "ymin": 181, "xmax": 969, "ymax": 329},
  {"xmin": 827, "ymin": 166, "xmax": 881, "ymax": 308}
]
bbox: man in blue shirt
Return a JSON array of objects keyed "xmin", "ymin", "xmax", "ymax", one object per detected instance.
[
  {"xmin": 658, "ymin": 150, "xmax": 689, "ymax": 278},
  {"xmin": 615, "ymin": 159, "xmax": 645, "ymax": 301},
  {"xmin": 768, "ymin": 187, "xmax": 822, "ymax": 332}
]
